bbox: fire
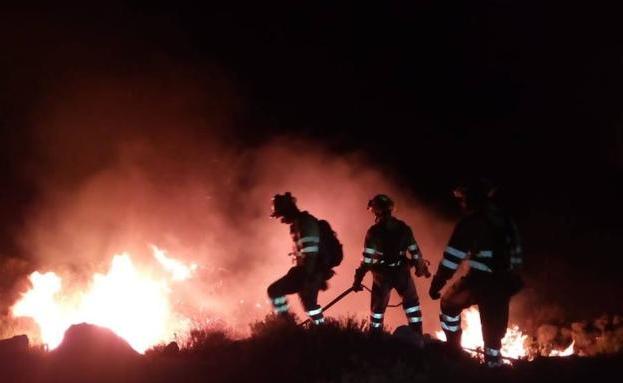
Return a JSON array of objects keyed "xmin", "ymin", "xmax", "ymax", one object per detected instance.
[
  {"xmin": 550, "ymin": 341, "xmax": 575, "ymax": 357},
  {"xmin": 151, "ymin": 245, "xmax": 198, "ymax": 281},
  {"xmin": 435, "ymin": 306, "xmax": 573, "ymax": 362},
  {"xmin": 11, "ymin": 247, "xmax": 196, "ymax": 353}
]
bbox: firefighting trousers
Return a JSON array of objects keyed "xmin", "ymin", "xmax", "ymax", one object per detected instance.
[
  {"xmin": 439, "ymin": 276, "xmax": 510, "ymax": 361},
  {"xmin": 267, "ymin": 266, "xmax": 326, "ymax": 324},
  {"xmin": 369, "ymin": 265, "xmax": 422, "ymax": 333}
]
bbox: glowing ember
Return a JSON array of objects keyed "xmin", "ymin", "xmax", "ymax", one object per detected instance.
[{"xmin": 11, "ymin": 248, "xmax": 194, "ymax": 353}]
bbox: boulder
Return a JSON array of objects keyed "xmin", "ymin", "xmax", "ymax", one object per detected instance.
[{"xmin": 0, "ymin": 334, "xmax": 29, "ymax": 354}]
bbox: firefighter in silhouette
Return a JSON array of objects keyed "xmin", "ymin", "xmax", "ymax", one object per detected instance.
[
  {"xmin": 352, "ymin": 194, "xmax": 430, "ymax": 334},
  {"xmin": 429, "ymin": 178, "xmax": 524, "ymax": 367},
  {"xmin": 267, "ymin": 192, "xmax": 341, "ymax": 325}
]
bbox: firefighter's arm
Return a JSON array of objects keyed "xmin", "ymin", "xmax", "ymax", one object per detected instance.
[
  {"xmin": 352, "ymin": 263, "xmax": 369, "ymax": 292},
  {"xmin": 353, "ymin": 228, "xmax": 376, "ymax": 291},
  {"xmin": 297, "ymin": 220, "xmax": 321, "ymax": 276},
  {"xmin": 405, "ymin": 227, "xmax": 430, "ymax": 278},
  {"xmin": 430, "ymin": 220, "xmax": 471, "ymax": 299}
]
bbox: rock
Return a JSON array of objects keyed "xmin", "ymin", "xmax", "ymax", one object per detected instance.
[
  {"xmin": 0, "ymin": 334, "xmax": 29, "ymax": 354},
  {"xmin": 53, "ymin": 323, "xmax": 139, "ymax": 361},
  {"xmin": 392, "ymin": 325, "xmax": 428, "ymax": 349}
]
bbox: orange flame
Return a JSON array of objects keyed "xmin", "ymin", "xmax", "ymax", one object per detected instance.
[
  {"xmin": 435, "ymin": 306, "xmax": 573, "ymax": 362},
  {"xmin": 151, "ymin": 245, "xmax": 197, "ymax": 281},
  {"xmin": 11, "ymin": 248, "xmax": 194, "ymax": 353},
  {"xmin": 549, "ymin": 340, "xmax": 575, "ymax": 357}
]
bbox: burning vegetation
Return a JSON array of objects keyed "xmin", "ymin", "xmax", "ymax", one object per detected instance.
[
  {"xmin": 10, "ymin": 246, "xmax": 196, "ymax": 353},
  {"xmin": 6, "ymin": 246, "xmax": 622, "ymax": 364},
  {"xmin": 0, "ymin": 61, "xmax": 619, "ymax": 382}
]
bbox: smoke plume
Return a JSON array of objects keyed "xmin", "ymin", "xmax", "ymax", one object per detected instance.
[{"xmin": 0, "ymin": 69, "xmax": 454, "ymax": 341}]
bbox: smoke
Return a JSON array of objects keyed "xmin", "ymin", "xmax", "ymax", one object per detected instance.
[
  {"xmin": 2, "ymin": 69, "xmax": 616, "ymax": 349},
  {"xmin": 0, "ymin": 68, "xmax": 456, "ymax": 340}
]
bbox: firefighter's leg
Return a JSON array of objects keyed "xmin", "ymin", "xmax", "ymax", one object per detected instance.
[
  {"xmin": 369, "ymin": 271, "xmax": 391, "ymax": 332},
  {"xmin": 394, "ymin": 266, "xmax": 423, "ymax": 334},
  {"xmin": 299, "ymin": 273, "xmax": 325, "ymax": 325},
  {"xmin": 440, "ymin": 279, "xmax": 477, "ymax": 350},
  {"xmin": 267, "ymin": 267, "xmax": 304, "ymax": 315},
  {"xmin": 479, "ymin": 293, "xmax": 510, "ymax": 367}
]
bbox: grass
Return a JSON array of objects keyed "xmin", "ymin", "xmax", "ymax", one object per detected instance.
[{"xmin": 1, "ymin": 315, "xmax": 622, "ymax": 383}]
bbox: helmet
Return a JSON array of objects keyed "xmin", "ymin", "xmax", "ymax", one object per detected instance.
[
  {"xmin": 452, "ymin": 178, "xmax": 497, "ymax": 207},
  {"xmin": 270, "ymin": 192, "xmax": 298, "ymax": 219},
  {"xmin": 367, "ymin": 194, "xmax": 394, "ymax": 216}
]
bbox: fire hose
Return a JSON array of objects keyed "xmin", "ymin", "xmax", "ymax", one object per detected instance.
[
  {"xmin": 298, "ymin": 283, "xmax": 402, "ymax": 326},
  {"xmin": 298, "ymin": 260, "xmax": 432, "ymax": 326}
]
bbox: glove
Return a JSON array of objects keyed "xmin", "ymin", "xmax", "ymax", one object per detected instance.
[
  {"xmin": 428, "ymin": 275, "xmax": 445, "ymax": 300},
  {"xmin": 352, "ymin": 266, "xmax": 367, "ymax": 292},
  {"xmin": 413, "ymin": 258, "xmax": 431, "ymax": 278}
]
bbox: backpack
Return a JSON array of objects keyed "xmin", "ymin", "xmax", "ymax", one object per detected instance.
[{"xmin": 317, "ymin": 219, "xmax": 343, "ymax": 269}]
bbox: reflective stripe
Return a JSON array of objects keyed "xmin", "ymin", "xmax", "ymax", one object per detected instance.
[
  {"xmin": 274, "ymin": 304, "xmax": 289, "ymax": 313},
  {"xmin": 409, "ymin": 317, "xmax": 422, "ymax": 323},
  {"xmin": 441, "ymin": 322, "xmax": 459, "ymax": 332},
  {"xmin": 485, "ymin": 348, "xmax": 500, "ymax": 356},
  {"xmin": 363, "ymin": 248, "xmax": 376, "ymax": 255},
  {"xmin": 307, "ymin": 308, "xmax": 322, "ymax": 316},
  {"xmin": 386, "ymin": 260, "xmax": 402, "ymax": 267},
  {"xmin": 363, "ymin": 257, "xmax": 373, "ymax": 264},
  {"xmin": 297, "ymin": 236, "xmax": 319, "ymax": 245},
  {"xmin": 405, "ymin": 306, "xmax": 420, "ymax": 314},
  {"xmin": 476, "ymin": 250, "xmax": 493, "ymax": 258},
  {"xmin": 371, "ymin": 322, "xmax": 382, "ymax": 328},
  {"xmin": 314, "ymin": 318, "xmax": 325, "ymax": 325},
  {"xmin": 441, "ymin": 259, "xmax": 459, "ymax": 270},
  {"xmin": 371, "ymin": 313, "xmax": 384, "ymax": 319},
  {"xmin": 468, "ymin": 260, "xmax": 493, "ymax": 272},
  {"xmin": 441, "ymin": 313, "xmax": 461, "ymax": 322},
  {"xmin": 445, "ymin": 246, "xmax": 467, "ymax": 259},
  {"xmin": 300, "ymin": 246, "xmax": 319, "ymax": 253},
  {"xmin": 511, "ymin": 257, "xmax": 523, "ymax": 264},
  {"xmin": 408, "ymin": 244, "xmax": 418, "ymax": 251},
  {"xmin": 273, "ymin": 296, "xmax": 287, "ymax": 305}
]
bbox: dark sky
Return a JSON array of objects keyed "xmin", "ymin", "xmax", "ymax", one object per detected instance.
[{"xmin": 1, "ymin": 2, "xmax": 622, "ymax": 317}]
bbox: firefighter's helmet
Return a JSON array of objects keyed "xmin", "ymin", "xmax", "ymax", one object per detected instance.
[
  {"xmin": 367, "ymin": 194, "xmax": 394, "ymax": 216},
  {"xmin": 270, "ymin": 192, "xmax": 298, "ymax": 218},
  {"xmin": 452, "ymin": 178, "xmax": 497, "ymax": 205}
]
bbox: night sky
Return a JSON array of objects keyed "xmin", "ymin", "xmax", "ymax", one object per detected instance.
[{"xmin": 1, "ymin": 3, "xmax": 622, "ymax": 318}]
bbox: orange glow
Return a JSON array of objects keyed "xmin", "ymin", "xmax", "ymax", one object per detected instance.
[{"xmin": 11, "ymin": 248, "xmax": 194, "ymax": 353}]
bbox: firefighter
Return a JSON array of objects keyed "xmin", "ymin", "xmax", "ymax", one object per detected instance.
[
  {"xmin": 429, "ymin": 178, "xmax": 524, "ymax": 367},
  {"xmin": 267, "ymin": 192, "xmax": 335, "ymax": 325},
  {"xmin": 352, "ymin": 194, "xmax": 430, "ymax": 334}
]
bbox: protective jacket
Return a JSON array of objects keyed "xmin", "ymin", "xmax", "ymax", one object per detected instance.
[
  {"xmin": 357, "ymin": 216, "xmax": 424, "ymax": 333},
  {"xmin": 433, "ymin": 203, "xmax": 524, "ymax": 366},
  {"xmin": 267, "ymin": 211, "xmax": 328, "ymax": 325}
]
